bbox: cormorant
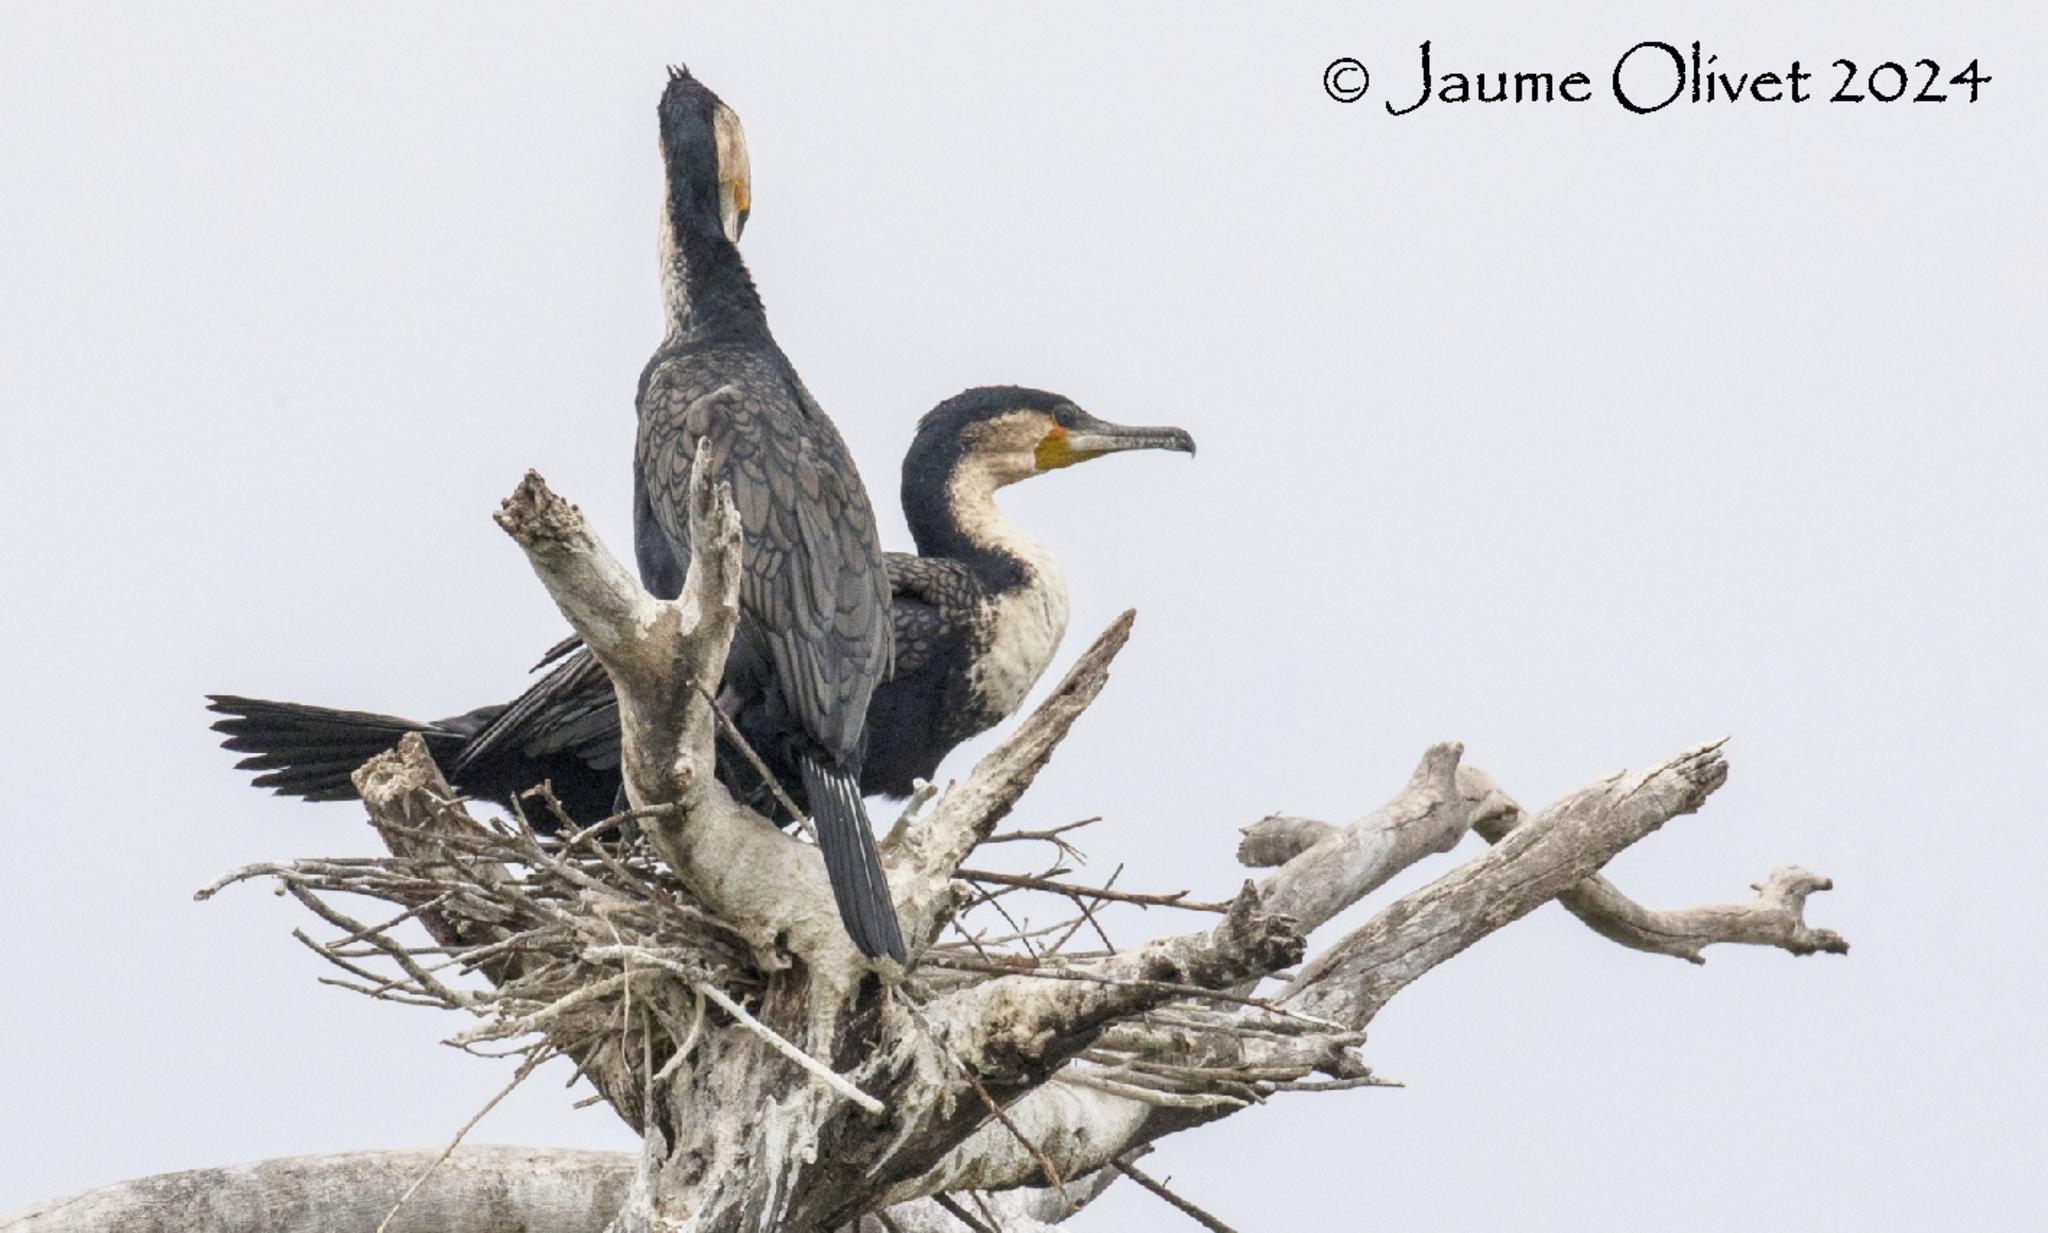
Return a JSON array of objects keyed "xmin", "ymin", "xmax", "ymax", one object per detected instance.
[
  {"xmin": 862, "ymin": 387, "xmax": 1194, "ymax": 797},
  {"xmin": 624, "ymin": 65, "xmax": 900, "ymax": 961},
  {"xmin": 209, "ymin": 388, "xmax": 1193, "ymax": 862}
]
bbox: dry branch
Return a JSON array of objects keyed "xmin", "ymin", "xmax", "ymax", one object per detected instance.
[
  {"xmin": 1251, "ymin": 741, "xmax": 1498, "ymax": 937},
  {"xmin": 958, "ymin": 869, "xmax": 1232, "ymax": 914},
  {"xmin": 1285, "ymin": 740, "xmax": 1735, "ymax": 1024},
  {"xmin": 1466, "ymin": 792, "xmax": 1848, "ymax": 963},
  {"xmin": 1240, "ymin": 752, "xmax": 1849, "ymax": 968}
]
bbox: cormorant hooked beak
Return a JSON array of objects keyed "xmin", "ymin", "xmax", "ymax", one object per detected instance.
[
  {"xmin": 1036, "ymin": 411, "xmax": 1197, "ymax": 471},
  {"xmin": 713, "ymin": 104, "xmax": 751, "ymax": 244},
  {"xmin": 660, "ymin": 63, "xmax": 750, "ymax": 245}
]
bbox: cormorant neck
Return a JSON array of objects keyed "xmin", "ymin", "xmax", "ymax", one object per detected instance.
[
  {"xmin": 906, "ymin": 460, "xmax": 1057, "ymax": 595},
  {"xmin": 658, "ymin": 190, "xmax": 766, "ymax": 343}
]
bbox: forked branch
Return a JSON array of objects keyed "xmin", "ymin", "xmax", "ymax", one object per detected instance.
[{"xmin": 495, "ymin": 461, "xmax": 868, "ymax": 982}]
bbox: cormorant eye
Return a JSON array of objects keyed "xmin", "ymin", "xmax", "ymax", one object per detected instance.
[{"xmin": 1051, "ymin": 404, "xmax": 1077, "ymax": 429}]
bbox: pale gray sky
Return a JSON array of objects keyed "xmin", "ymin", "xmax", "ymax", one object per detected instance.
[{"xmin": 2, "ymin": 5, "xmax": 2042, "ymax": 1229}]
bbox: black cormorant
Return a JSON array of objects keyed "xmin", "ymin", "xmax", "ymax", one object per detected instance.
[
  {"xmin": 626, "ymin": 65, "xmax": 899, "ymax": 961},
  {"xmin": 209, "ymin": 388, "xmax": 1193, "ymax": 859}
]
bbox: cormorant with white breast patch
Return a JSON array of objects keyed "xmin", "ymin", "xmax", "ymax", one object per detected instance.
[{"xmin": 861, "ymin": 387, "xmax": 1194, "ymax": 796}]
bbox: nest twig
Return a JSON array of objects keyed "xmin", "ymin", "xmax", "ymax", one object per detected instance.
[{"xmin": 198, "ymin": 737, "xmax": 1377, "ymax": 1138}]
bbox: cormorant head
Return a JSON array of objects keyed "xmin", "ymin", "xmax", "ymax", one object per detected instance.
[
  {"xmin": 657, "ymin": 64, "xmax": 750, "ymax": 244},
  {"xmin": 907, "ymin": 386, "xmax": 1196, "ymax": 498}
]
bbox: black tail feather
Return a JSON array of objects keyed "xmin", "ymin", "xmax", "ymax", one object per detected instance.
[
  {"xmin": 206, "ymin": 694, "xmax": 466, "ymax": 803},
  {"xmin": 799, "ymin": 754, "xmax": 906, "ymax": 964}
]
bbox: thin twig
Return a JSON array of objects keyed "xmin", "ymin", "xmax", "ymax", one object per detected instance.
[
  {"xmin": 286, "ymin": 884, "xmax": 467, "ymax": 1006},
  {"xmin": 1112, "ymin": 1159, "xmax": 1241, "ymax": 1233},
  {"xmin": 969, "ymin": 1192, "xmax": 1007, "ymax": 1233},
  {"xmin": 375, "ymin": 1048, "xmax": 551, "ymax": 1233},
  {"xmin": 651, "ymin": 987, "xmax": 708, "ymax": 1087},
  {"xmin": 978, "ymin": 886, "xmax": 1042, "ymax": 963},
  {"xmin": 1047, "ymin": 863, "xmax": 1124, "ymax": 957},
  {"xmin": 322, "ymin": 894, "xmax": 453, "ymax": 949},
  {"xmin": 1059, "ymin": 1069, "xmax": 1249, "ymax": 1111},
  {"xmin": 698, "ymin": 980, "xmax": 883, "ymax": 1114},
  {"xmin": 528, "ymin": 787, "xmax": 678, "ymax": 898},
  {"xmin": 1272, "ymin": 1076, "xmax": 1403, "ymax": 1092},
  {"xmin": 452, "ymin": 973, "xmax": 630, "ymax": 1043},
  {"xmin": 933, "ymin": 1193, "xmax": 997, "ymax": 1233},
  {"xmin": 982, "ymin": 816, "xmax": 1100, "ymax": 862},
  {"xmin": 587, "ymin": 945, "xmax": 885, "ymax": 1115},
  {"xmin": 292, "ymin": 928, "xmax": 399, "ymax": 992},
  {"xmin": 314, "ymin": 976, "xmax": 446, "ymax": 1007},
  {"xmin": 947, "ymin": 918, "xmax": 998, "ymax": 963},
  {"xmin": 958, "ymin": 869, "xmax": 1230, "ymax": 913},
  {"xmin": 940, "ymin": 918, "xmax": 1083, "ymax": 952},
  {"xmin": 965, "ymin": 1069, "xmax": 1063, "ymax": 1187}
]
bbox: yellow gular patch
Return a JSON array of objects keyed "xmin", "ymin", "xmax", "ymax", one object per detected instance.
[{"xmin": 1034, "ymin": 426, "xmax": 1076, "ymax": 470}]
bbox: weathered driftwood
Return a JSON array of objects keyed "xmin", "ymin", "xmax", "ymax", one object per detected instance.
[{"xmin": 8, "ymin": 468, "xmax": 1848, "ymax": 1233}]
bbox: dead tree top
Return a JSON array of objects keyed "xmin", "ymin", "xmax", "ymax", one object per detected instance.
[{"xmin": 16, "ymin": 461, "xmax": 1845, "ymax": 1233}]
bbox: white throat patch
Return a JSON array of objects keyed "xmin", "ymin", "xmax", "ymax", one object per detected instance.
[{"xmin": 949, "ymin": 461, "xmax": 1070, "ymax": 717}]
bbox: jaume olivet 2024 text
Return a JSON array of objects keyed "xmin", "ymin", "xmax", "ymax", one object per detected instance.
[{"xmin": 1322, "ymin": 41, "xmax": 1992, "ymax": 114}]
